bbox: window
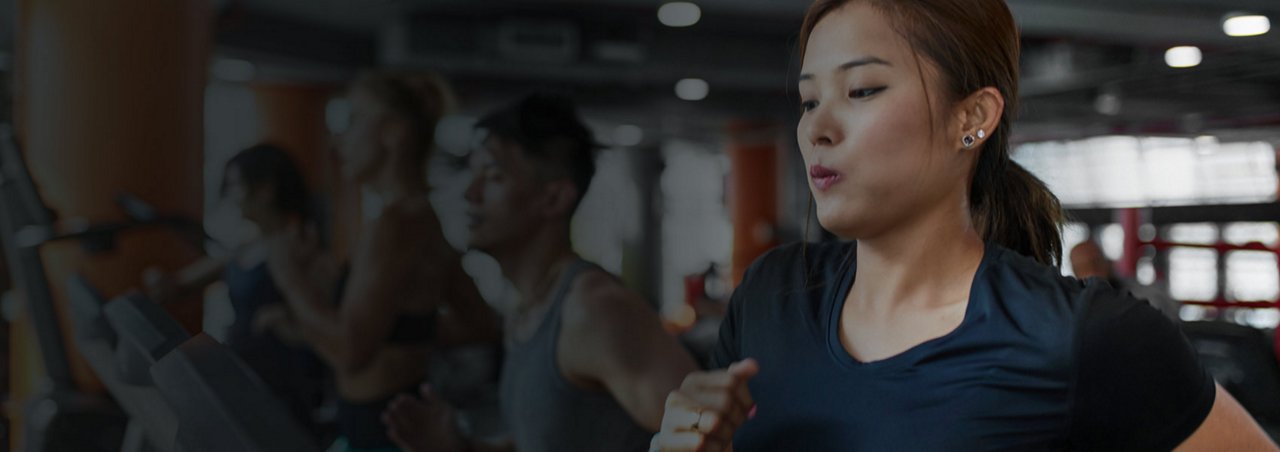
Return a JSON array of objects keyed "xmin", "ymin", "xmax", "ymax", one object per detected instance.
[
  {"xmin": 1014, "ymin": 136, "xmax": 1276, "ymax": 208},
  {"xmin": 1167, "ymin": 222, "xmax": 1220, "ymax": 302}
]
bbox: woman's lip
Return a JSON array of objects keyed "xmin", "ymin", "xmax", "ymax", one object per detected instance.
[{"xmin": 809, "ymin": 165, "xmax": 842, "ymax": 191}]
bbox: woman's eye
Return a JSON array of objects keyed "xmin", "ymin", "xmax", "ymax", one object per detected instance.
[
  {"xmin": 800, "ymin": 100, "xmax": 818, "ymax": 112},
  {"xmin": 849, "ymin": 87, "xmax": 887, "ymax": 99}
]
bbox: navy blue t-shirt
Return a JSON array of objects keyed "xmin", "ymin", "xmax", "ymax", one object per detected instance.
[{"xmin": 711, "ymin": 241, "xmax": 1216, "ymax": 451}]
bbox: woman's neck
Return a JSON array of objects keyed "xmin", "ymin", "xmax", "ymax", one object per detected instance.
[
  {"xmin": 369, "ymin": 160, "xmax": 429, "ymax": 206},
  {"xmin": 254, "ymin": 211, "xmax": 292, "ymax": 236},
  {"xmin": 851, "ymin": 203, "xmax": 985, "ymax": 313}
]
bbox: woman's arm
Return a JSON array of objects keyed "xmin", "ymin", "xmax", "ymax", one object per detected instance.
[
  {"xmin": 266, "ymin": 217, "xmax": 412, "ymax": 373},
  {"xmin": 252, "ymin": 303, "xmax": 308, "ymax": 347},
  {"xmin": 1175, "ymin": 384, "xmax": 1278, "ymax": 451},
  {"xmin": 144, "ymin": 254, "xmax": 229, "ymax": 303}
]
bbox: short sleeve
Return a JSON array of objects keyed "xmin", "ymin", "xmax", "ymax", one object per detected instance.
[
  {"xmin": 1069, "ymin": 282, "xmax": 1216, "ymax": 451},
  {"xmin": 708, "ymin": 245, "xmax": 793, "ymax": 370},
  {"xmin": 709, "ymin": 264, "xmax": 755, "ymax": 370}
]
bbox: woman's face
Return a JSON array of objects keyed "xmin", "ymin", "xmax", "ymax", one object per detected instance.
[
  {"xmin": 224, "ymin": 166, "xmax": 272, "ymax": 224},
  {"xmin": 337, "ymin": 87, "xmax": 390, "ymax": 183},
  {"xmin": 797, "ymin": 3, "xmax": 974, "ymax": 240}
]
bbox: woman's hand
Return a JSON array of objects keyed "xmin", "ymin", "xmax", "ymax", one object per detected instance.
[
  {"xmin": 264, "ymin": 221, "xmax": 320, "ymax": 280},
  {"xmin": 653, "ymin": 359, "xmax": 759, "ymax": 452},
  {"xmin": 252, "ymin": 303, "xmax": 305, "ymax": 346},
  {"xmin": 383, "ymin": 384, "xmax": 467, "ymax": 452}
]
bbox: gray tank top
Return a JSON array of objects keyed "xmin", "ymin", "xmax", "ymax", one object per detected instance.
[{"xmin": 498, "ymin": 259, "xmax": 652, "ymax": 452}]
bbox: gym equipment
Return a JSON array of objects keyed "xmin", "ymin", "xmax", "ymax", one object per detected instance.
[
  {"xmin": 1, "ymin": 124, "xmax": 317, "ymax": 451},
  {"xmin": 65, "ymin": 276, "xmax": 180, "ymax": 452},
  {"xmin": 151, "ymin": 334, "xmax": 319, "ymax": 452},
  {"xmin": 1182, "ymin": 321, "xmax": 1280, "ymax": 439}
]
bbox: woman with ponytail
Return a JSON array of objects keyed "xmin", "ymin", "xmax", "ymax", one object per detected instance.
[
  {"xmin": 261, "ymin": 71, "xmax": 500, "ymax": 452},
  {"xmin": 652, "ymin": 1, "xmax": 1276, "ymax": 450}
]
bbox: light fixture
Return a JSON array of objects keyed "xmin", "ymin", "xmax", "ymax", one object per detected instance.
[
  {"xmin": 675, "ymin": 78, "xmax": 709, "ymax": 101},
  {"xmin": 1223, "ymin": 14, "xmax": 1270, "ymax": 37},
  {"xmin": 1164, "ymin": 46, "xmax": 1202, "ymax": 68},
  {"xmin": 612, "ymin": 125, "xmax": 644, "ymax": 147},
  {"xmin": 658, "ymin": 2, "xmax": 701, "ymax": 27}
]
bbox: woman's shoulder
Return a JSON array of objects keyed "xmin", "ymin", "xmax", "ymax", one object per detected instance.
[
  {"xmin": 982, "ymin": 244, "xmax": 1175, "ymax": 340},
  {"xmin": 982, "ymin": 245, "xmax": 1093, "ymax": 308}
]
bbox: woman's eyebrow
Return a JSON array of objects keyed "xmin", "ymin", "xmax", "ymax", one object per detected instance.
[{"xmin": 799, "ymin": 56, "xmax": 892, "ymax": 81}]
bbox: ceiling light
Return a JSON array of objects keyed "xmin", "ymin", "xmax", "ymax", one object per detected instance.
[
  {"xmin": 675, "ymin": 78, "xmax": 709, "ymax": 101},
  {"xmin": 658, "ymin": 2, "xmax": 701, "ymax": 27},
  {"xmin": 1164, "ymin": 46, "xmax": 1201, "ymax": 68},
  {"xmin": 1223, "ymin": 14, "xmax": 1270, "ymax": 37}
]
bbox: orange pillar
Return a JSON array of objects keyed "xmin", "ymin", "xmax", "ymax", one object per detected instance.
[
  {"xmin": 727, "ymin": 121, "xmax": 781, "ymax": 285},
  {"xmin": 13, "ymin": 0, "xmax": 211, "ymax": 445},
  {"xmin": 252, "ymin": 83, "xmax": 360, "ymax": 260},
  {"xmin": 252, "ymin": 84, "xmax": 332, "ymax": 189}
]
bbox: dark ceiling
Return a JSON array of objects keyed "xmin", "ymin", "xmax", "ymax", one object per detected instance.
[{"xmin": 210, "ymin": 0, "xmax": 1280, "ymax": 143}]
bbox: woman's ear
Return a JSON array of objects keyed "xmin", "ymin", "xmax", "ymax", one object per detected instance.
[{"xmin": 955, "ymin": 87, "xmax": 1005, "ymax": 150}]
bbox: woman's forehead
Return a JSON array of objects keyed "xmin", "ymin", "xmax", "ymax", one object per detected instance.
[{"xmin": 801, "ymin": 4, "xmax": 913, "ymax": 77}]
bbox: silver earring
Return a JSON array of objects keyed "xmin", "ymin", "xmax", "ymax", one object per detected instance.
[
  {"xmin": 962, "ymin": 134, "xmax": 976, "ymax": 148},
  {"xmin": 977, "ymin": 129, "xmax": 986, "ymax": 139}
]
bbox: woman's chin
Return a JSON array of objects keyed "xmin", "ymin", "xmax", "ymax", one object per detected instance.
[
  {"xmin": 815, "ymin": 214, "xmax": 854, "ymax": 240},
  {"xmin": 816, "ymin": 203, "xmax": 867, "ymax": 240}
]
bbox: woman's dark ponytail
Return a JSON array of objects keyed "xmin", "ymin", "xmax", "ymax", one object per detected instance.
[{"xmin": 970, "ymin": 146, "xmax": 1065, "ymax": 266}]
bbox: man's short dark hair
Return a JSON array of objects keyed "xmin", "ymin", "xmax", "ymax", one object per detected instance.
[{"xmin": 476, "ymin": 94, "xmax": 599, "ymax": 210}]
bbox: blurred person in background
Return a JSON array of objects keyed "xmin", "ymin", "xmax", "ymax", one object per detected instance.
[
  {"xmin": 144, "ymin": 143, "xmax": 325, "ymax": 431},
  {"xmin": 379, "ymin": 94, "xmax": 698, "ymax": 452},
  {"xmin": 1071, "ymin": 239, "xmax": 1181, "ymax": 321},
  {"xmin": 260, "ymin": 71, "xmax": 501, "ymax": 452}
]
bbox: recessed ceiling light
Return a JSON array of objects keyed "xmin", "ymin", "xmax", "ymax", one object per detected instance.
[
  {"xmin": 1223, "ymin": 14, "xmax": 1270, "ymax": 37},
  {"xmin": 658, "ymin": 2, "xmax": 701, "ymax": 28},
  {"xmin": 1164, "ymin": 46, "xmax": 1201, "ymax": 68},
  {"xmin": 675, "ymin": 78, "xmax": 709, "ymax": 101}
]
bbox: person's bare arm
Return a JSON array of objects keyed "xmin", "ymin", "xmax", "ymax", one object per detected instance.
[
  {"xmin": 251, "ymin": 303, "xmax": 307, "ymax": 347},
  {"xmin": 174, "ymin": 255, "xmax": 228, "ymax": 290},
  {"xmin": 1175, "ymin": 383, "xmax": 1278, "ymax": 451},
  {"xmin": 266, "ymin": 216, "xmax": 414, "ymax": 373},
  {"xmin": 559, "ymin": 272, "xmax": 700, "ymax": 432},
  {"xmin": 144, "ymin": 254, "xmax": 229, "ymax": 303}
]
